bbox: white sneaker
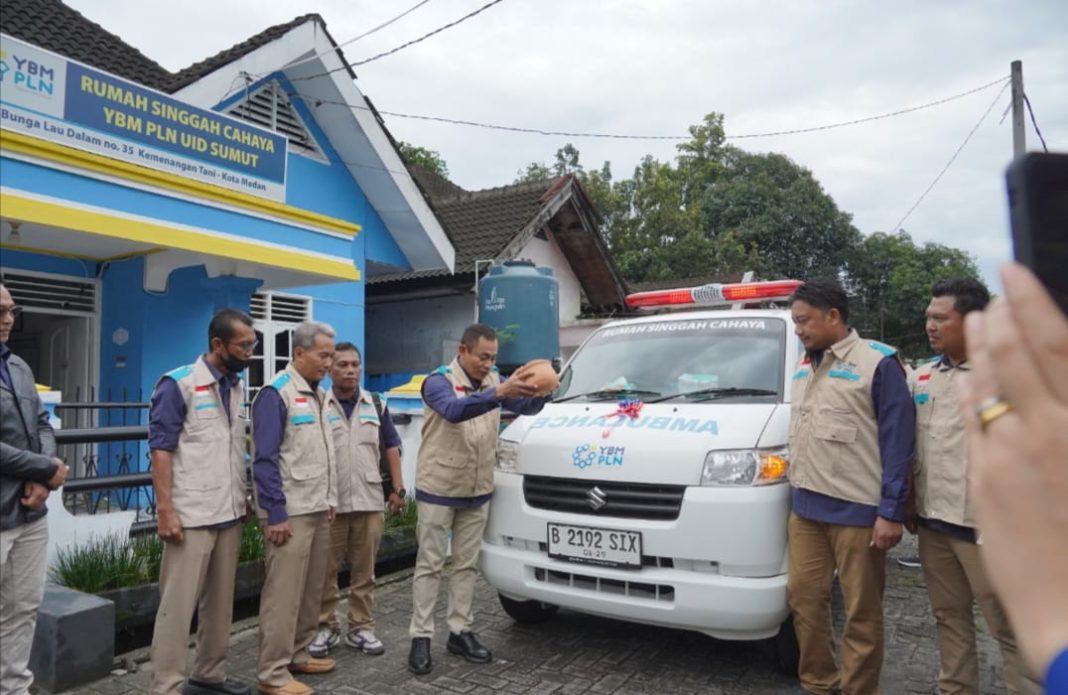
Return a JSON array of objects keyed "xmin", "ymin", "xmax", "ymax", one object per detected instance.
[
  {"xmin": 309, "ymin": 627, "xmax": 340, "ymax": 657},
  {"xmin": 346, "ymin": 629, "xmax": 385, "ymax": 655}
]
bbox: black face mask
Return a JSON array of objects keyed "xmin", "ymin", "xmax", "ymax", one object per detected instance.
[{"xmin": 221, "ymin": 350, "xmax": 251, "ymax": 374}]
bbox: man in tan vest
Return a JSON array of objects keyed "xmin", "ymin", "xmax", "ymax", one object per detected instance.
[
  {"xmin": 252, "ymin": 321, "xmax": 338, "ymax": 695},
  {"xmin": 308, "ymin": 341, "xmax": 404, "ymax": 658},
  {"xmin": 787, "ymin": 280, "xmax": 915, "ymax": 695},
  {"xmin": 906, "ymin": 278, "xmax": 1038, "ymax": 694},
  {"xmin": 407, "ymin": 323, "xmax": 546, "ymax": 676},
  {"xmin": 147, "ymin": 308, "xmax": 255, "ymax": 695}
]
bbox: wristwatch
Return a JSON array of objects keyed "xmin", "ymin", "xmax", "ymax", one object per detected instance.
[{"xmin": 393, "ymin": 487, "xmax": 406, "ymax": 498}]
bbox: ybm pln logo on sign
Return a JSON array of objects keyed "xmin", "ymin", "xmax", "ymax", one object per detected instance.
[
  {"xmin": 0, "ymin": 47, "xmax": 56, "ymax": 96},
  {"xmin": 572, "ymin": 443, "xmax": 625, "ymax": 470}
]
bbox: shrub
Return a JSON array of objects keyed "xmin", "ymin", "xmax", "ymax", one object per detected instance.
[{"xmin": 49, "ymin": 533, "xmax": 147, "ymax": 593}]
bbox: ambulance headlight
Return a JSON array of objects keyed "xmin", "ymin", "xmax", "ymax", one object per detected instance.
[
  {"xmin": 701, "ymin": 447, "xmax": 789, "ymax": 486},
  {"xmin": 496, "ymin": 438, "xmax": 520, "ymax": 474}
]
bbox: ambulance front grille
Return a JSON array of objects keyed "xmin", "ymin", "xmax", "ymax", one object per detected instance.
[
  {"xmin": 533, "ymin": 567, "xmax": 675, "ymax": 602},
  {"xmin": 523, "ymin": 476, "xmax": 685, "ymax": 520}
]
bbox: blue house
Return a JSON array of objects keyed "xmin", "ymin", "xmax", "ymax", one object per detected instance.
[{"xmin": 0, "ymin": 2, "xmax": 453, "ymax": 475}]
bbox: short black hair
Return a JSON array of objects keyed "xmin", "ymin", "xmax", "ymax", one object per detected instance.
[
  {"xmin": 335, "ymin": 341, "xmax": 362, "ymax": 359},
  {"xmin": 461, "ymin": 323, "xmax": 497, "ymax": 348},
  {"xmin": 208, "ymin": 308, "xmax": 254, "ymax": 349},
  {"xmin": 932, "ymin": 277, "xmax": 990, "ymax": 316},
  {"xmin": 790, "ymin": 279, "xmax": 850, "ymax": 323}
]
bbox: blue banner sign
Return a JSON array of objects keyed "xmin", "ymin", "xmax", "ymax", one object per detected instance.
[{"xmin": 1, "ymin": 33, "xmax": 287, "ymax": 200}]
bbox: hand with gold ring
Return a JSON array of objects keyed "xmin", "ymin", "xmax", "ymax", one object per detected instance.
[
  {"xmin": 975, "ymin": 396, "xmax": 1013, "ymax": 432},
  {"xmin": 958, "ymin": 263, "xmax": 1068, "ymax": 680}
]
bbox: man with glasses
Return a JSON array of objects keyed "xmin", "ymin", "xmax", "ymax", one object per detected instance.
[
  {"xmin": 407, "ymin": 323, "xmax": 547, "ymax": 675},
  {"xmin": 1, "ymin": 283, "xmax": 68, "ymax": 695},
  {"xmin": 147, "ymin": 308, "xmax": 256, "ymax": 695}
]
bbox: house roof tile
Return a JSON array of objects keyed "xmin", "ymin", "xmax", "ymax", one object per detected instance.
[
  {"xmin": 1, "ymin": 0, "xmax": 172, "ymax": 89},
  {"xmin": 370, "ymin": 175, "xmax": 558, "ymax": 284}
]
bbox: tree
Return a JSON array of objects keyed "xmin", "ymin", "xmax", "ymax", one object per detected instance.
[
  {"xmin": 397, "ymin": 141, "xmax": 449, "ymax": 178},
  {"xmin": 845, "ymin": 231, "xmax": 980, "ymax": 359},
  {"xmin": 699, "ymin": 150, "xmax": 861, "ymax": 281},
  {"xmin": 515, "ymin": 144, "xmax": 584, "ymax": 183}
]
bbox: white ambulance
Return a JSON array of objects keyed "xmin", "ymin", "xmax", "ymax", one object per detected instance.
[{"xmin": 482, "ymin": 280, "xmax": 803, "ymax": 672}]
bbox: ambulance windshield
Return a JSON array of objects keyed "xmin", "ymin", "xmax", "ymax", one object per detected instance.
[{"xmin": 556, "ymin": 317, "xmax": 787, "ymax": 403}]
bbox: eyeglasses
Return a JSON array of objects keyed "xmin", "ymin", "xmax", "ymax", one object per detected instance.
[
  {"xmin": 0, "ymin": 306, "xmax": 22, "ymax": 318},
  {"xmin": 228, "ymin": 339, "xmax": 260, "ymax": 353}
]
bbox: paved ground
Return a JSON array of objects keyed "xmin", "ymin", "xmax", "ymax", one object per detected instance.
[{"xmin": 67, "ymin": 534, "xmax": 1013, "ymax": 694}]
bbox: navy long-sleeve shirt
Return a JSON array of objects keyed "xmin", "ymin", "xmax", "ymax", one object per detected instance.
[
  {"xmin": 416, "ymin": 369, "xmax": 548, "ymax": 508},
  {"xmin": 792, "ymin": 354, "xmax": 915, "ymax": 527},
  {"xmin": 251, "ymin": 387, "xmax": 291, "ymax": 525}
]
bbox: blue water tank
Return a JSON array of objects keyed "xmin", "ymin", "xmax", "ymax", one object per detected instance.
[{"xmin": 478, "ymin": 260, "xmax": 560, "ymax": 371}]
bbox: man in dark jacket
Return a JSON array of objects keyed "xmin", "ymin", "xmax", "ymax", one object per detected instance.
[{"xmin": 0, "ymin": 283, "xmax": 68, "ymax": 695}]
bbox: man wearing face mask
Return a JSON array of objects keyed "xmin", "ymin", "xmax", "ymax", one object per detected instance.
[{"xmin": 147, "ymin": 309, "xmax": 257, "ymax": 695}]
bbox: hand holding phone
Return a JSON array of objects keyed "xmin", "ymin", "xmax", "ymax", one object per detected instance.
[{"xmin": 1005, "ymin": 152, "xmax": 1068, "ymax": 316}]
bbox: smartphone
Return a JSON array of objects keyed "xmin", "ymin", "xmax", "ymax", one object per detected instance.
[{"xmin": 1005, "ymin": 152, "xmax": 1068, "ymax": 316}]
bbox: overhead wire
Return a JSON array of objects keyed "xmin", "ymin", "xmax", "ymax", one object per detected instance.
[
  {"xmin": 286, "ymin": 75, "xmax": 1010, "ymax": 142},
  {"xmin": 290, "ymin": 0, "xmax": 508, "ymax": 81},
  {"xmin": 263, "ymin": 0, "xmax": 435, "ymax": 78},
  {"xmin": 1023, "ymin": 94, "xmax": 1050, "ymax": 153},
  {"xmin": 887, "ymin": 79, "xmax": 1011, "ymax": 234}
]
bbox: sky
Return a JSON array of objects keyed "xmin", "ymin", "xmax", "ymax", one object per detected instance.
[{"xmin": 64, "ymin": 0, "xmax": 1068, "ymax": 289}]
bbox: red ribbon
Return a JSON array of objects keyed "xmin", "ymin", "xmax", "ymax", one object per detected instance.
[{"xmin": 602, "ymin": 398, "xmax": 643, "ymax": 438}]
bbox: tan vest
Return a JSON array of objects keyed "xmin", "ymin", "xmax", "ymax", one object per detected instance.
[
  {"xmin": 416, "ymin": 358, "xmax": 501, "ymax": 498},
  {"xmin": 789, "ymin": 330, "xmax": 902, "ymax": 506},
  {"xmin": 328, "ymin": 388, "xmax": 386, "ymax": 513},
  {"xmin": 156, "ymin": 356, "xmax": 247, "ymax": 528},
  {"xmin": 253, "ymin": 365, "xmax": 337, "ymax": 519},
  {"xmin": 911, "ymin": 359, "xmax": 974, "ymax": 527}
]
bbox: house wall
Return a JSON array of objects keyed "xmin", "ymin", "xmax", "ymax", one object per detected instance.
[
  {"xmin": 517, "ymin": 235, "xmax": 583, "ymax": 323},
  {"xmin": 364, "ymin": 292, "xmax": 474, "ymax": 391}
]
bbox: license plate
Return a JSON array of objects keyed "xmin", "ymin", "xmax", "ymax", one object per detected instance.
[{"xmin": 547, "ymin": 523, "xmax": 642, "ymax": 569}]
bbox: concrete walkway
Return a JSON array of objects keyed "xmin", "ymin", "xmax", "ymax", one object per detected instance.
[{"xmin": 66, "ymin": 534, "xmax": 1013, "ymax": 694}]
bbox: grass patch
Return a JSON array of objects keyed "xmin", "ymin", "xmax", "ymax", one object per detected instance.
[
  {"xmin": 239, "ymin": 519, "xmax": 265, "ymax": 563},
  {"xmin": 386, "ymin": 497, "xmax": 418, "ymax": 530},
  {"xmin": 49, "ymin": 533, "xmax": 149, "ymax": 593}
]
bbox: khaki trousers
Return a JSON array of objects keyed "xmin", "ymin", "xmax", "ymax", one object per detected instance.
[
  {"xmin": 0, "ymin": 516, "xmax": 49, "ymax": 695},
  {"xmin": 918, "ymin": 525, "xmax": 1040, "ymax": 694},
  {"xmin": 257, "ymin": 512, "xmax": 331, "ymax": 687},
  {"xmin": 788, "ymin": 513, "xmax": 887, "ymax": 695},
  {"xmin": 149, "ymin": 524, "xmax": 242, "ymax": 695},
  {"xmin": 318, "ymin": 510, "xmax": 385, "ymax": 632},
  {"xmin": 409, "ymin": 501, "xmax": 489, "ymax": 638}
]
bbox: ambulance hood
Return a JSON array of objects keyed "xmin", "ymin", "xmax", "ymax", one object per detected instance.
[{"xmin": 502, "ymin": 402, "xmax": 780, "ymax": 486}]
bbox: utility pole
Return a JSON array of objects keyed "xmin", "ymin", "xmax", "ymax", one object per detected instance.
[{"xmin": 1011, "ymin": 60, "xmax": 1026, "ymax": 157}]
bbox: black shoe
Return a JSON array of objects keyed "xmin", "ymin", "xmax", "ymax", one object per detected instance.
[
  {"xmin": 183, "ymin": 678, "xmax": 251, "ymax": 695},
  {"xmin": 446, "ymin": 631, "xmax": 493, "ymax": 664},
  {"xmin": 408, "ymin": 637, "xmax": 433, "ymax": 675}
]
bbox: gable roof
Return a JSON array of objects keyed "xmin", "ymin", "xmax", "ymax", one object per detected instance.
[
  {"xmin": 374, "ymin": 174, "xmax": 554, "ymax": 282},
  {"xmin": 369, "ymin": 172, "xmax": 629, "ymax": 309},
  {"xmin": 2, "ymin": 0, "xmax": 454, "ymax": 274},
  {"xmin": 1, "ymin": 0, "xmax": 172, "ymax": 89},
  {"xmin": 168, "ymin": 14, "xmax": 342, "ymax": 93},
  {"xmin": 0, "ymin": 1, "xmax": 338, "ymax": 95}
]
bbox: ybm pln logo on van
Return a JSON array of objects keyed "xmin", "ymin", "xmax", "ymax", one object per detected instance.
[
  {"xmin": 0, "ymin": 49, "xmax": 56, "ymax": 96},
  {"xmin": 572, "ymin": 443, "xmax": 625, "ymax": 470}
]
